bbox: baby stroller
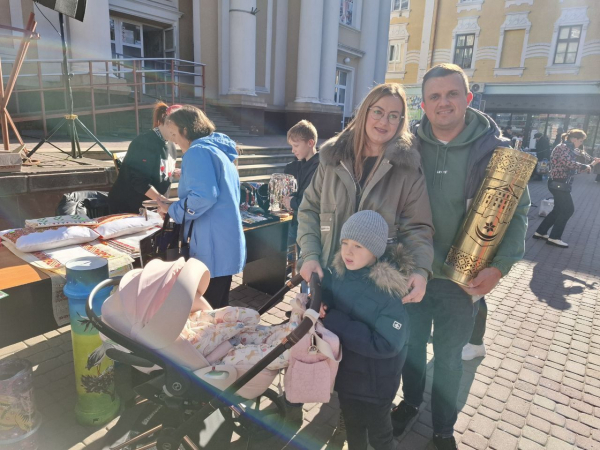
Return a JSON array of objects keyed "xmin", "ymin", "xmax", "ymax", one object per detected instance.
[{"xmin": 86, "ymin": 259, "xmax": 321, "ymax": 450}]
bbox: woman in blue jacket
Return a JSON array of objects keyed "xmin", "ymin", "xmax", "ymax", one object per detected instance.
[{"xmin": 157, "ymin": 105, "xmax": 246, "ymax": 308}]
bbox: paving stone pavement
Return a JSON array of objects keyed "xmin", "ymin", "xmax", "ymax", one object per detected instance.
[{"xmin": 1, "ymin": 175, "xmax": 599, "ymax": 449}]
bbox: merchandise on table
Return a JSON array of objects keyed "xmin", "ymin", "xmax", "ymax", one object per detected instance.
[
  {"xmin": 25, "ymin": 214, "xmax": 97, "ymax": 229},
  {"xmin": 268, "ymin": 173, "xmax": 297, "ymax": 212},
  {"xmin": 94, "ymin": 211, "xmax": 162, "ymax": 239},
  {"xmin": 10, "ymin": 226, "xmax": 100, "ymax": 252}
]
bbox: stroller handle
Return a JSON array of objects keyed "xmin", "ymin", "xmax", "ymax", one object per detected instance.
[
  {"xmin": 257, "ymin": 273, "xmax": 304, "ymax": 315},
  {"xmin": 86, "ymin": 277, "xmax": 166, "ymax": 369},
  {"xmin": 308, "ymin": 272, "xmax": 322, "ymax": 312}
]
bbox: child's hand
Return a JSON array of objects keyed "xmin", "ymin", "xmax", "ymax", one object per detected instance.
[{"xmin": 319, "ymin": 304, "xmax": 328, "ymax": 319}]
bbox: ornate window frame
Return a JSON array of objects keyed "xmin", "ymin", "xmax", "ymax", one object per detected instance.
[
  {"xmin": 457, "ymin": 0, "xmax": 484, "ymax": 13},
  {"xmin": 494, "ymin": 12, "xmax": 530, "ymax": 77},
  {"xmin": 546, "ymin": 7, "xmax": 589, "ymax": 75},
  {"xmin": 387, "ymin": 23, "xmax": 409, "ymax": 78},
  {"xmin": 451, "ymin": 16, "xmax": 480, "ymax": 77}
]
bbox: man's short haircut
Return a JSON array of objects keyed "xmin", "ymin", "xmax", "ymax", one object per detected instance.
[
  {"xmin": 534, "ymin": 132, "xmax": 542, "ymax": 139},
  {"xmin": 287, "ymin": 120, "xmax": 318, "ymax": 144},
  {"xmin": 422, "ymin": 63, "xmax": 469, "ymax": 97}
]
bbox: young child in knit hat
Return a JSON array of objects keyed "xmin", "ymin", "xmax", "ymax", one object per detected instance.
[{"xmin": 320, "ymin": 210, "xmax": 414, "ymax": 450}]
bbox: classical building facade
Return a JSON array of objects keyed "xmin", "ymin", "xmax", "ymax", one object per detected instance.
[
  {"xmin": 1, "ymin": 0, "xmax": 391, "ymax": 138},
  {"xmin": 385, "ymin": 0, "xmax": 600, "ymax": 152}
]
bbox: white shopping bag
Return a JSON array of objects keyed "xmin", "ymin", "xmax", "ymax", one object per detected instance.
[{"xmin": 539, "ymin": 198, "xmax": 554, "ymax": 217}]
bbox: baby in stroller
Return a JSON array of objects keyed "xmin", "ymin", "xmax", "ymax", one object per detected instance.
[{"xmin": 101, "ymin": 257, "xmax": 306, "ymax": 399}]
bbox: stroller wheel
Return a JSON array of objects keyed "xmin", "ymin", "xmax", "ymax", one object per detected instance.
[{"xmin": 222, "ymin": 388, "xmax": 286, "ymax": 441}]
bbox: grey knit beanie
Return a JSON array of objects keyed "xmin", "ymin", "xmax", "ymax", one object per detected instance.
[{"xmin": 340, "ymin": 210, "xmax": 389, "ymax": 259}]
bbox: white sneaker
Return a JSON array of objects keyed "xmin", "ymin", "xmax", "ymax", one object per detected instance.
[
  {"xmin": 547, "ymin": 238, "xmax": 568, "ymax": 248},
  {"xmin": 533, "ymin": 232, "xmax": 549, "ymax": 240},
  {"xmin": 462, "ymin": 343, "xmax": 486, "ymax": 361}
]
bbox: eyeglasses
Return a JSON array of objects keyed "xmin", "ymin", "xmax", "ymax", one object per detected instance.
[{"xmin": 368, "ymin": 107, "xmax": 404, "ymax": 125}]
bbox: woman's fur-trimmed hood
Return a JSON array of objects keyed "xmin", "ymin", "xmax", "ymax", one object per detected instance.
[
  {"xmin": 319, "ymin": 129, "xmax": 421, "ymax": 171},
  {"xmin": 331, "ymin": 243, "xmax": 416, "ymax": 298}
]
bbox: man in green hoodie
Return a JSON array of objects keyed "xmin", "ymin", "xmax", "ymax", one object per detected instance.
[{"xmin": 391, "ymin": 64, "xmax": 530, "ymax": 450}]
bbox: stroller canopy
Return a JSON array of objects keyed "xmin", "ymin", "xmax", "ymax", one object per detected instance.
[{"xmin": 102, "ymin": 258, "xmax": 210, "ymax": 350}]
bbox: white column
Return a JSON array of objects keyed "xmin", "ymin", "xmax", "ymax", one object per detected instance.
[
  {"xmin": 228, "ymin": 0, "xmax": 257, "ymax": 96},
  {"xmin": 295, "ymin": 0, "xmax": 323, "ymax": 103},
  {"xmin": 319, "ymin": 0, "xmax": 340, "ymax": 105},
  {"xmin": 193, "ymin": 0, "xmax": 202, "ymax": 97},
  {"xmin": 273, "ymin": 0, "xmax": 289, "ymax": 106},
  {"xmin": 67, "ymin": 0, "xmax": 112, "ymax": 72},
  {"xmin": 374, "ymin": 2, "xmax": 391, "ymax": 84},
  {"xmin": 418, "ymin": 0, "xmax": 436, "ymax": 82},
  {"xmin": 354, "ymin": 0, "xmax": 380, "ymax": 108}
]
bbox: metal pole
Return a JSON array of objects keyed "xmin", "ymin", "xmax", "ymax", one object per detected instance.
[{"xmin": 58, "ymin": 13, "xmax": 77, "ymax": 158}]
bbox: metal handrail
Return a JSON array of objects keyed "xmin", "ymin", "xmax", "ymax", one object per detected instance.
[{"xmin": 1, "ymin": 57, "xmax": 206, "ymax": 136}]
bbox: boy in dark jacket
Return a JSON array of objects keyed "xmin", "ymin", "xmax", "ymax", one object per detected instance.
[
  {"xmin": 320, "ymin": 210, "xmax": 412, "ymax": 450},
  {"xmin": 283, "ymin": 120, "xmax": 319, "ymax": 247}
]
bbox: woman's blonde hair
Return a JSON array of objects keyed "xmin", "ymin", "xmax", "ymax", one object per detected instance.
[
  {"xmin": 344, "ymin": 83, "xmax": 409, "ymax": 182},
  {"xmin": 561, "ymin": 128, "xmax": 587, "ymax": 143}
]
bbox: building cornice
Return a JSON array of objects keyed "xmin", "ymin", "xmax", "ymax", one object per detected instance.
[{"xmin": 338, "ymin": 43, "xmax": 365, "ymax": 58}]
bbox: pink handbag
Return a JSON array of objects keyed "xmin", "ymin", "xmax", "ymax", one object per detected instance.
[{"xmin": 284, "ymin": 321, "xmax": 342, "ymax": 404}]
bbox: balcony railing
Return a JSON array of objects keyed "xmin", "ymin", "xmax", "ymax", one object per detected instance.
[{"xmin": 0, "ymin": 57, "xmax": 206, "ymax": 137}]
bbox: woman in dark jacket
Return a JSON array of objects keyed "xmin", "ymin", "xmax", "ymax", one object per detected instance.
[
  {"xmin": 108, "ymin": 102, "xmax": 179, "ymax": 214},
  {"xmin": 534, "ymin": 129, "xmax": 599, "ymax": 248}
]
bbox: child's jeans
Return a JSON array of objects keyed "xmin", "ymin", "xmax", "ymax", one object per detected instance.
[{"xmin": 338, "ymin": 397, "xmax": 395, "ymax": 450}]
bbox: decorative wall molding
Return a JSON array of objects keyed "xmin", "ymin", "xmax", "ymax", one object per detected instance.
[
  {"xmin": 582, "ymin": 40, "xmax": 600, "ymax": 58},
  {"xmin": 502, "ymin": 11, "xmax": 531, "ymax": 30},
  {"xmin": 389, "ymin": 23, "xmax": 409, "ymax": 40},
  {"xmin": 525, "ymin": 43, "xmax": 551, "ymax": 59},
  {"xmin": 476, "ymin": 46, "xmax": 498, "ymax": 61},
  {"xmin": 454, "ymin": 16, "xmax": 481, "ymax": 34},
  {"xmin": 432, "ymin": 49, "xmax": 451, "ymax": 64},
  {"xmin": 456, "ymin": 0, "xmax": 484, "ymax": 13},
  {"xmin": 338, "ymin": 43, "xmax": 365, "ymax": 58},
  {"xmin": 494, "ymin": 67, "xmax": 524, "ymax": 77},
  {"xmin": 405, "ymin": 50, "xmax": 420, "ymax": 65},
  {"xmin": 555, "ymin": 6, "xmax": 589, "ymax": 26},
  {"xmin": 505, "ymin": 0, "xmax": 533, "ymax": 7}
]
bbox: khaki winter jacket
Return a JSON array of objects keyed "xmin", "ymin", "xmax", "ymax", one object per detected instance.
[{"xmin": 297, "ymin": 131, "xmax": 434, "ymax": 280}]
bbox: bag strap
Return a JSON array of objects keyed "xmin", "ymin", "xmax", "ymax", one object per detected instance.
[
  {"xmin": 153, "ymin": 212, "xmax": 173, "ymax": 253},
  {"xmin": 178, "ymin": 199, "xmax": 195, "ymax": 249},
  {"xmin": 312, "ymin": 328, "xmax": 342, "ymax": 362}
]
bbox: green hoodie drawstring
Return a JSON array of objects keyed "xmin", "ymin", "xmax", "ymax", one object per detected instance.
[
  {"xmin": 440, "ymin": 145, "xmax": 448, "ymax": 190},
  {"xmin": 433, "ymin": 144, "xmax": 449, "ymax": 190},
  {"xmin": 433, "ymin": 145, "xmax": 441, "ymax": 190}
]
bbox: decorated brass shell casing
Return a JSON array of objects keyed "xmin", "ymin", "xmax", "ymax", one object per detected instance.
[{"xmin": 443, "ymin": 147, "xmax": 537, "ymax": 286}]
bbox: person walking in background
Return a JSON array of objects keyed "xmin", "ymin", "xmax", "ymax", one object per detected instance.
[
  {"xmin": 283, "ymin": 120, "xmax": 320, "ymax": 250},
  {"xmin": 534, "ymin": 129, "xmax": 599, "ymax": 248},
  {"xmin": 157, "ymin": 105, "xmax": 246, "ymax": 309},
  {"xmin": 553, "ymin": 128, "xmax": 564, "ymax": 148},
  {"xmin": 533, "ymin": 132, "xmax": 551, "ymax": 161},
  {"xmin": 108, "ymin": 102, "xmax": 180, "ymax": 214},
  {"xmin": 393, "ymin": 64, "xmax": 530, "ymax": 450}
]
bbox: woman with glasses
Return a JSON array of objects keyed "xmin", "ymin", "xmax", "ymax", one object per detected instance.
[
  {"xmin": 298, "ymin": 83, "xmax": 434, "ymax": 299},
  {"xmin": 297, "ymin": 83, "xmax": 434, "ymax": 449}
]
